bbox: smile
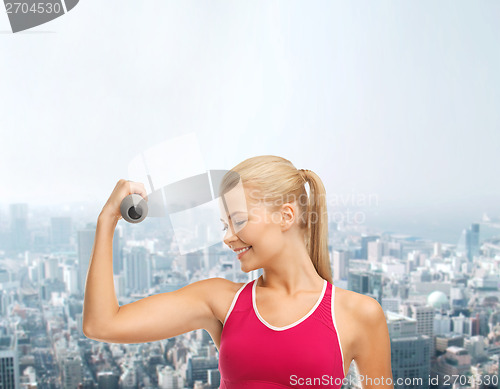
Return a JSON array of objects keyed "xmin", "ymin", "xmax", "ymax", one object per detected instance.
[{"xmin": 235, "ymin": 246, "xmax": 252, "ymax": 254}]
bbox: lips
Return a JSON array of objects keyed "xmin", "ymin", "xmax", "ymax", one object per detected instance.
[
  {"xmin": 233, "ymin": 246, "xmax": 252, "ymax": 254},
  {"xmin": 236, "ymin": 246, "xmax": 252, "ymax": 259}
]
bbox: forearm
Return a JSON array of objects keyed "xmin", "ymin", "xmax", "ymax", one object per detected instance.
[{"xmin": 82, "ymin": 212, "xmax": 120, "ymax": 335}]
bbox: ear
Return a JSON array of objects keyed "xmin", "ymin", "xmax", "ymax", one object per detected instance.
[{"xmin": 280, "ymin": 203, "xmax": 295, "ymax": 231}]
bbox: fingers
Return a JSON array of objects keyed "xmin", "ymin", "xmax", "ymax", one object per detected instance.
[{"xmin": 120, "ymin": 179, "xmax": 148, "ymax": 202}]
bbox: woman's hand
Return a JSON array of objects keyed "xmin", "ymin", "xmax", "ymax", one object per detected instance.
[{"xmin": 100, "ymin": 179, "xmax": 148, "ymax": 222}]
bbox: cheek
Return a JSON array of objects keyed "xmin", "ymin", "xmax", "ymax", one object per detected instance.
[
  {"xmin": 247, "ymin": 221, "xmax": 282, "ymax": 251},
  {"xmin": 237, "ymin": 218, "xmax": 270, "ymax": 245}
]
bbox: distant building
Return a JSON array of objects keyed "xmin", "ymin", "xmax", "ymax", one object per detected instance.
[
  {"xmin": 50, "ymin": 216, "xmax": 72, "ymax": 248},
  {"xmin": 348, "ymin": 269, "xmax": 382, "ymax": 303},
  {"xmin": 386, "ymin": 311, "xmax": 431, "ymax": 389},
  {"xmin": 457, "ymin": 223, "xmax": 480, "ymax": 261},
  {"xmin": 431, "ymin": 346, "xmax": 471, "ymax": 386},
  {"xmin": 124, "ymin": 246, "xmax": 152, "ymax": 293},
  {"xmin": 61, "ymin": 353, "xmax": 83, "ymax": 389},
  {"xmin": 332, "ymin": 249, "xmax": 349, "ymax": 281},
  {"xmin": 9, "ymin": 203, "xmax": 29, "ymax": 252},
  {"xmin": 186, "ymin": 356, "xmax": 219, "ymax": 387},
  {"xmin": 77, "ymin": 225, "xmax": 96, "ymax": 297},
  {"xmin": 0, "ymin": 335, "xmax": 20, "ymax": 389}
]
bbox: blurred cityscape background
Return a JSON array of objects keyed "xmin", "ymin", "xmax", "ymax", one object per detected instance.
[
  {"xmin": 1, "ymin": 0, "xmax": 499, "ymax": 388},
  {"xmin": 0, "ymin": 200, "xmax": 499, "ymax": 388}
]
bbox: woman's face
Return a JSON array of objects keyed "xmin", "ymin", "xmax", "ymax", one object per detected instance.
[{"xmin": 219, "ymin": 185, "xmax": 290, "ymax": 272}]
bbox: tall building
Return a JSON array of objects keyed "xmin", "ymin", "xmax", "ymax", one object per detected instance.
[
  {"xmin": 382, "ymin": 297, "xmax": 400, "ymax": 314},
  {"xmin": 360, "ymin": 235, "xmax": 379, "ymax": 260},
  {"xmin": 45, "ymin": 256, "xmax": 62, "ymax": 281},
  {"xmin": 124, "ymin": 246, "xmax": 152, "ymax": 293},
  {"xmin": 96, "ymin": 371, "xmax": 119, "ymax": 389},
  {"xmin": 466, "ymin": 223, "xmax": 480, "ymax": 261},
  {"xmin": 61, "ymin": 353, "xmax": 83, "ymax": 389},
  {"xmin": 158, "ymin": 365, "xmax": 184, "ymax": 388},
  {"xmin": 457, "ymin": 223, "xmax": 480, "ymax": 261},
  {"xmin": 332, "ymin": 249, "xmax": 349, "ymax": 281},
  {"xmin": 367, "ymin": 239, "xmax": 383, "ymax": 263},
  {"xmin": 433, "ymin": 313, "xmax": 452, "ymax": 336},
  {"xmin": 386, "ymin": 311, "xmax": 431, "ymax": 389},
  {"xmin": 186, "ymin": 252, "xmax": 202, "ymax": 274},
  {"xmin": 400, "ymin": 303, "xmax": 434, "ymax": 338},
  {"xmin": 400, "ymin": 303, "xmax": 435, "ymax": 360},
  {"xmin": 9, "ymin": 203, "xmax": 29, "ymax": 252},
  {"xmin": 0, "ymin": 335, "xmax": 20, "ymax": 389},
  {"xmin": 433, "ymin": 242, "xmax": 442, "ymax": 258},
  {"xmin": 348, "ymin": 269, "xmax": 383, "ymax": 303},
  {"xmin": 186, "ymin": 356, "xmax": 219, "ymax": 387},
  {"xmin": 78, "ymin": 223, "xmax": 121, "ymax": 297},
  {"xmin": 112, "ymin": 226, "xmax": 122, "ymax": 276},
  {"xmin": 50, "ymin": 216, "xmax": 72, "ymax": 248},
  {"xmin": 77, "ymin": 225, "xmax": 96, "ymax": 297},
  {"xmin": 207, "ymin": 244, "xmax": 221, "ymax": 269}
]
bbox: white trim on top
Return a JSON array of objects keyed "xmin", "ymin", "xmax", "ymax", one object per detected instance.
[
  {"xmin": 331, "ymin": 284, "xmax": 346, "ymax": 377},
  {"xmin": 252, "ymin": 278, "xmax": 327, "ymax": 331},
  {"xmin": 223, "ymin": 281, "xmax": 250, "ymax": 325}
]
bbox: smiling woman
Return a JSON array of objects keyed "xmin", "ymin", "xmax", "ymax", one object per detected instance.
[
  {"xmin": 213, "ymin": 156, "xmax": 393, "ymax": 389},
  {"xmin": 82, "ymin": 155, "xmax": 394, "ymax": 389}
]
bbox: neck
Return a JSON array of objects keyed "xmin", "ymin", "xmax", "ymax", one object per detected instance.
[{"xmin": 258, "ymin": 238, "xmax": 325, "ymax": 296}]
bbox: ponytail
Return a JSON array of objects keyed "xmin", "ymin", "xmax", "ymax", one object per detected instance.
[{"xmin": 299, "ymin": 169, "xmax": 332, "ymax": 284}]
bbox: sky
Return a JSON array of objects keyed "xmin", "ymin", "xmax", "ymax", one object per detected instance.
[{"xmin": 1, "ymin": 1, "xmax": 499, "ymax": 243}]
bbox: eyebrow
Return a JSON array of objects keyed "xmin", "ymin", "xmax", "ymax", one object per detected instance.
[{"xmin": 220, "ymin": 211, "xmax": 247, "ymax": 222}]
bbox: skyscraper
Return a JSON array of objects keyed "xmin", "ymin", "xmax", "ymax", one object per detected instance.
[
  {"xmin": 77, "ymin": 224, "xmax": 96, "ymax": 297},
  {"xmin": 457, "ymin": 223, "xmax": 480, "ymax": 261},
  {"xmin": 50, "ymin": 216, "xmax": 72, "ymax": 248},
  {"xmin": 466, "ymin": 223, "xmax": 480, "ymax": 261},
  {"xmin": 386, "ymin": 311, "xmax": 431, "ymax": 389},
  {"xmin": 0, "ymin": 335, "xmax": 20, "ymax": 389},
  {"xmin": 360, "ymin": 235, "xmax": 379, "ymax": 260},
  {"xmin": 332, "ymin": 249, "xmax": 349, "ymax": 281},
  {"xmin": 348, "ymin": 269, "xmax": 383, "ymax": 303},
  {"xmin": 9, "ymin": 203, "xmax": 29, "ymax": 252},
  {"xmin": 78, "ymin": 223, "xmax": 121, "ymax": 297},
  {"xmin": 123, "ymin": 246, "xmax": 152, "ymax": 293}
]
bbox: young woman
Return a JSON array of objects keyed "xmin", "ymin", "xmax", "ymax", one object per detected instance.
[{"xmin": 83, "ymin": 155, "xmax": 393, "ymax": 389}]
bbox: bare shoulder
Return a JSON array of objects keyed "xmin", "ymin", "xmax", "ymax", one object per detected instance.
[
  {"xmin": 199, "ymin": 277, "xmax": 247, "ymax": 324},
  {"xmin": 334, "ymin": 286, "xmax": 387, "ymax": 360},
  {"xmin": 334, "ymin": 286, "xmax": 384, "ymax": 320},
  {"xmin": 201, "ymin": 277, "xmax": 246, "ymax": 296}
]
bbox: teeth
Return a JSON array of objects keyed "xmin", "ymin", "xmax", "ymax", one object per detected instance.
[{"xmin": 236, "ymin": 246, "xmax": 251, "ymax": 254}]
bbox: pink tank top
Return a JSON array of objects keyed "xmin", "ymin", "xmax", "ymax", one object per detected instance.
[{"xmin": 218, "ymin": 277, "xmax": 346, "ymax": 388}]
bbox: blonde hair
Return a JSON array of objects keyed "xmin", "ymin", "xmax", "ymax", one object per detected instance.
[{"xmin": 219, "ymin": 155, "xmax": 332, "ymax": 284}]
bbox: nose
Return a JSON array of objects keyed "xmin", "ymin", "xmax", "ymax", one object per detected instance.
[{"xmin": 223, "ymin": 224, "xmax": 239, "ymax": 248}]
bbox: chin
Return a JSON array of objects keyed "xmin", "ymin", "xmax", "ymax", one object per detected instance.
[{"xmin": 239, "ymin": 262, "xmax": 258, "ymax": 273}]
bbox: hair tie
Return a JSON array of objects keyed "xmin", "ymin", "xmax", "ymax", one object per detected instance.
[{"xmin": 298, "ymin": 169, "xmax": 310, "ymax": 182}]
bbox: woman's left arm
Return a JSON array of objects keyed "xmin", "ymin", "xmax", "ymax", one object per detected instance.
[{"xmin": 352, "ymin": 296, "xmax": 394, "ymax": 389}]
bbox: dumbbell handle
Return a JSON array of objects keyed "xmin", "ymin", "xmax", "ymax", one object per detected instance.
[{"xmin": 120, "ymin": 194, "xmax": 148, "ymax": 223}]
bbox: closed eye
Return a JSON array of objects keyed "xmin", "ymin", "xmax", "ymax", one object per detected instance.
[{"xmin": 222, "ymin": 220, "xmax": 246, "ymax": 232}]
